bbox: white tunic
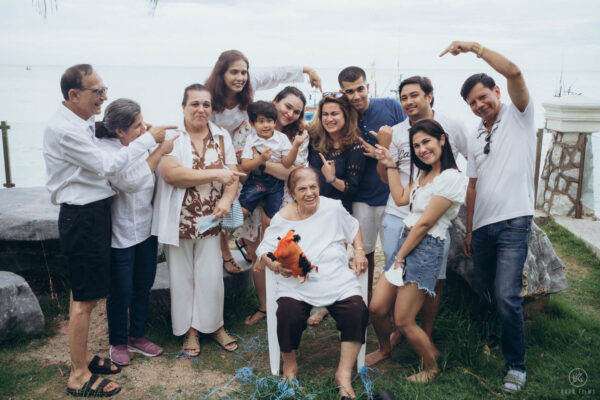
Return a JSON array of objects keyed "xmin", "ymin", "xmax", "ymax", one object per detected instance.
[
  {"xmin": 257, "ymin": 196, "xmax": 361, "ymax": 306},
  {"xmin": 95, "ymin": 137, "xmax": 155, "ymax": 249}
]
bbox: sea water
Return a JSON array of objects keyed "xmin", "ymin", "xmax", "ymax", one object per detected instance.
[{"xmin": 0, "ymin": 64, "xmax": 598, "ymax": 215}]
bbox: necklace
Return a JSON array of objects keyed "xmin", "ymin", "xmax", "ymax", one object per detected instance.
[{"xmin": 295, "ymin": 201, "xmax": 315, "ymax": 220}]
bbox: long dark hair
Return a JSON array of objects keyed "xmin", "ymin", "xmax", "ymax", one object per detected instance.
[
  {"xmin": 308, "ymin": 95, "xmax": 360, "ymax": 153},
  {"xmin": 205, "ymin": 50, "xmax": 252, "ymax": 113},
  {"xmin": 273, "ymin": 86, "xmax": 307, "ymax": 141},
  {"xmin": 409, "ymin": 119, "xmax": 458, "ymax": 184}
]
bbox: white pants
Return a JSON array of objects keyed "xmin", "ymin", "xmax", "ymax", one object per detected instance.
[
  {"xmin": 165, "ymin": 236, "xmax": 223, "ymax": 336},
  {"xmin": 352, "ymin": 202, "xmax": 386, "ymax": 254}
]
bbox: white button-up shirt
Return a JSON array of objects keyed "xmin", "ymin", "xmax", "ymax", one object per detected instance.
[
  {"xmin": 43, "ymin": 103, "xmax": 157, "ymax": 205},
  {"xmin": 96, "ymin": 137, "xmax": 155, "ymax": 249}
]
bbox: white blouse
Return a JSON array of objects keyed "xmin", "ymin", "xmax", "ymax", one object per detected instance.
[
  {"xmin": 403, "ymin": 169, "xmax": 468, "ymax": 239},
  {"xmin": 256, "ymin": 196, "xmax": 362, "ymax": 307},
  {"xmin": 95, "ymin": 138, "xmax": 155, "ymax": 249}
]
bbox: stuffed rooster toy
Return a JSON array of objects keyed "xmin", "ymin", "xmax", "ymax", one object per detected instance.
[{"xmin": 267, "ymin": 230, "xmax": 318, "ymax": 283}]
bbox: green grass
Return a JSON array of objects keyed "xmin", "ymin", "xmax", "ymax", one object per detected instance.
[{"xmin": 2, "ymin": 221, "xmax": 599, "ymax": 399}]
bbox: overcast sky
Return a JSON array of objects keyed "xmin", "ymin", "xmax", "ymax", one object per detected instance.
[{"xmin": 1, "ymin": 0, "xmax": 599, "ymax": 71}]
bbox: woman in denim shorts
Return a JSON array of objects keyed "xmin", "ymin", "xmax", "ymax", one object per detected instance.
[{"xmin": 368, "ymin": 119, "xmax": 467, "ymax": 383}]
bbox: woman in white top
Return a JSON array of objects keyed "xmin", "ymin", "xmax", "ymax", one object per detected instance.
[
  {"xmin": 368, "ymin": 119, "xmax": 467, "ymax": 382},
  {"xmin": 151, "ymin": 84, "xmax": 245, "ymax": 357},
  {"xmin": 257, "ymin": 167, "xmax": 368, "ymax": 399},
  {"xmin": 204, "ymin": 49, "xmax": 321, "ymax": 276},
  {"xmin": 244, "ymin": 86, "xmax": 310, "ymax": 326},
  {"xmin": 95, "ymin": 98, "xmax": 178, "ymax": 366}
]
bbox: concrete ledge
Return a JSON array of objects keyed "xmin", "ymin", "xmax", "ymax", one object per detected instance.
[{"xmin": 553, "ymin": 215, "xmax": 600, "ymax": 258}]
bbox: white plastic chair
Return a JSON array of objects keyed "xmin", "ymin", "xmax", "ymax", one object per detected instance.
[{"xmin": 265, "ymin": 267, "xmax": 368, "ymax": 375}]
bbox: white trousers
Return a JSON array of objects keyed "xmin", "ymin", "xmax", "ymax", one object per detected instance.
[{"xmin": 165, "ymin": 236, "xmax": 223, "ymax": 336}]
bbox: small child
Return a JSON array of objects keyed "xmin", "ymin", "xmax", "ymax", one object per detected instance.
[{"xmin": 240, "ymin": 101, "xmax": 296, "ymax": 221}]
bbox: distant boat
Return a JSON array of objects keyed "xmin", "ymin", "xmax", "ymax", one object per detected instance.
[{"xmin": 25, "ymin": 66, "xmax": 31, "ymax": 71}]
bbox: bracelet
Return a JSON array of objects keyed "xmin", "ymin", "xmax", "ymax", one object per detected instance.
[
  {"xmin": 354, "ymin": 246, "xmax": 365, "ymax": 251},
  {"xmin": 395, "ymin": 257, "xmax": 405, "ymax": 265},
  {"xmin": 385, "ymin": 166, "xmax": 399, "ymax": 171},
  {"xmin": 465, "ymin": 231, "xmax": 472, "ymax": 236},
  {"xmin": 325, "ymin": 176, "xmax": 336, "ymax": 184},
  {"xmin": 477, "ymin": 44, "xmax": 484, "ymax": 58}
]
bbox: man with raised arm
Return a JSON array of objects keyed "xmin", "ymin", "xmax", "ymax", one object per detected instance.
[
  {"xmin": 441, "ymin": 41, "xmax": 535, "ymax": 393},
  {"xmin": 338, "ymin": 66, "xmax": 406, "ymax": 301},
  {"xmin": 43, "ymin": 64, "xmax": 174, "ymax": 397},
  {"xmin": 365, "ymin": 75, "xmax": 469, "ymax": 367}
]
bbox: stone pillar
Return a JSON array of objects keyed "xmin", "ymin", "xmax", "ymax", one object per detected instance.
[{"xmin": 537, "ymin": 97, "xmax": 600, "ymax": 218}]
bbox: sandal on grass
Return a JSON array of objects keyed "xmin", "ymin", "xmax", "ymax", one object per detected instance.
[
  {"xmin": 182, "ymin": 333, "xmax": 200, "ymax": 357},
  {"xmin": 235, "ymin": 238, "xmax": 252, "ymax": 263},
  {"xmin": 211, "ymin": 329, "xmax": 238, "ymax": 352},
  {"xmin": 66, "ymin": 374, "xmax": 121, "ymax": 397},
  {"xmin": 503, "ymin": 369, "xmax": 526, "ymax": 392},
  {"xmin": 88, "ymin": 355, "xmax": 121, "ymax": 375},
  {"xmin": 223, "ymin": 258, "xmax": 243, "ymax": 274},
  {"xmin": 244, "ymin": 309, "xmax": 266, "ymax": 325}
]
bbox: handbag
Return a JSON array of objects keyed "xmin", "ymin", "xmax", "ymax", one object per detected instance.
[{"xmin": 219, "ymin": 135, "xmax": 244, "ymax": 231}]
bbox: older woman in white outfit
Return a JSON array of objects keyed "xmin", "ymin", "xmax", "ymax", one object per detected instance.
[
  {"xmin": 152, "ymin": 83, "xmax": 245, "ymax": 356},
  {"xmin": 257, "ymin": 167, "xmax": 368, "ymax": 399}
]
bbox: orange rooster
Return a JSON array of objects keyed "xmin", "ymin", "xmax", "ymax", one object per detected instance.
[{"xmin": 267, "ymin": 230, "xmax": 318, "ymax": 283}]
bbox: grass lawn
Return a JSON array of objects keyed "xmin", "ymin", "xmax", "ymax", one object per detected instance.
[{"xmin": 1, "ymin": 218, "xmax": 599, "ymax": 399}]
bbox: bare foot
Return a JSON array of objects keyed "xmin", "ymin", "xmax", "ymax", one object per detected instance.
[
  {"xmin": 390, "ymin": 328, "xmax": 403, "ymax": 349},
  {"xmin": 282, "ymin": 360, "xmax": 297, "ymax": 380},
  {"xmin": 244, "ymin": 309, "xmax": 266, "ymax": 325},
  {"xmin": 307, "ymin": 310, "xmax": 328, "ymax": 326},
  {"xmin": 365, "ymin": 348, "xmax": 390, "ymax": 367},
  {"xmin": 335, "ymin": 370, "xmax": 356, "ymax": 398},
  {"xmin": 406, "ymin": 368, "xmax": 439, "ymax": 383}
]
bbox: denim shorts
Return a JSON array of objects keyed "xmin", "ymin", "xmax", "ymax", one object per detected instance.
[{"xmin": 387, "ymin": 228, "xmax": 445, "ymax": 295}]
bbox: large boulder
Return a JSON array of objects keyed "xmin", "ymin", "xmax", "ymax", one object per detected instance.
[
  {"xmin": 448, "ymin": 207, "xmax": 568, "ymax": 298},
  {"xmin": 0, "ymin": 187, "xmax": 67, "ymax": 277},
  {"xmin": 0, "ymin": 271, "xmax": 45, "ymax": 335}
]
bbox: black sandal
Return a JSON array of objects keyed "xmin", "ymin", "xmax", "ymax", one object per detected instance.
[
  {"xmin": 223, "ymin": 258, "xmax": 243, "ymax": 274},
  {"xmin": 66, "ymin": 374, "xmax": 121, "ymax": 397},
  {"xmin": 88, "ymin": 355, "xmax": 121, "ymax": 375},
  {"xmin": 235, "ymin": 238, "xmax": 252, "ymax": 263}
]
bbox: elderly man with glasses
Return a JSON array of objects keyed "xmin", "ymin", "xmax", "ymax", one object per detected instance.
[
  {"xmin": 43, "ymin": 64, "xmax": 171, "ymax": 397},
  {"xmin": 440, "ymin": 41, "xmax": 536, "ymax": 393}
]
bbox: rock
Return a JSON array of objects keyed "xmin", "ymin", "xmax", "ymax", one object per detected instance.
[
  {"xmin": 0, "ymin": 187, "xmax": 59, "ymax": 241},
  {"xmin": 550, "ymin": 145, "xmax": 562, "ymax": 167},
  {"xmin": 561, "ymin": 132, "xmax": 580, "ymax": 145},
  {"xmin": 448, "ymin": 207, "xmax": 567, "ymax": 299},
  {"xmin": 0, "ymin": 271, "xmax": 45, "ymax": 335},
  {"xmin": 0, "ymin": 187, "xmax": 67, "ymax": 278},
  {"xmin": 551, "ymin": 194, "xmax": 574, "ymax": 216}
]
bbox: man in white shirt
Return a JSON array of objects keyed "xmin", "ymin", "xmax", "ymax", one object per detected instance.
[
  {"xmin": 441, "ymin": 41, "xmax": 535, "ymax": 393},
  {"xmin": 365, "ymin": 75, "xmax": 469, "ymax": 366},
  {"xmin": 43, "ymin": 64, "xmax": 169, "ymax": 397}
]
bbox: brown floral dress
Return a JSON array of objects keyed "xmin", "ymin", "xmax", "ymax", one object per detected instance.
[{"xmin": 178, "ymin": 132, "xmax": 225, "ymax": 239}]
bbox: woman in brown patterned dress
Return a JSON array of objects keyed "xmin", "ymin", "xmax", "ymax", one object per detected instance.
[{"xmin": 151, "ymin": 84, "xmax": 245, "ymax": 356}]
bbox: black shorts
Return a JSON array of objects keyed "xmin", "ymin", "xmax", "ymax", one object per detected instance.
[{"xmin": 59, "ymin": 198, "xmax": 112, "ymax": 302}]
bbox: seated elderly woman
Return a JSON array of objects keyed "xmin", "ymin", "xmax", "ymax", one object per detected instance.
[{"xmin": 256, "ymin": 167, "xmax": 369, "ymax": 399}]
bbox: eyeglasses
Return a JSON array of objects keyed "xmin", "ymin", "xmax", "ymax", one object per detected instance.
[
  {"xmin": 322, "ymin": 91, "xmax": 344, "ymax": 99},
  {"xmin": 342, "ymin": 85, "xmax": 366, "ymax": 96},
  {"xmin": 80, "ymin": 86, "xmax": 108, "ymax": 96},
  {"xmin": 483, "ymin": 132, "xmax": 491, "ymax": 154}
]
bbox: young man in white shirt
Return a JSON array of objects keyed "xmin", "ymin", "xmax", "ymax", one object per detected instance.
[
  {"xmin": 43, "ymin": 64, "xmax": 172, "ymax": 397},
  {"xmin": 365, "ymin": 75, "xmax": 469, "ymax": 366},
  {"xmin": 441, "ymin": 41, "xmax": 535, "ymax": 393}
]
